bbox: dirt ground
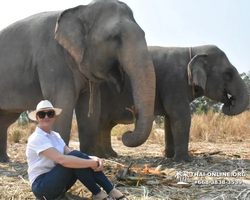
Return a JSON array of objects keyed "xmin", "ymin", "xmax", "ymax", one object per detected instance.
[{"xmin": 1, "ymin": 134, "xmax": 250, "ymax": 200}]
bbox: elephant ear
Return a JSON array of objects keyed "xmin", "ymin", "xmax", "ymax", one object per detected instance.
[
  {"xmin": 55, "ymin": 6, "xmax": 87, "ymax": 64},
  {"xmin": 187, "ymin": 54, "xmax": 207, "ymax": 98}
]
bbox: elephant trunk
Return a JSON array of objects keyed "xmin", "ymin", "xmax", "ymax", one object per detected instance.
[
  {"xmin": 121, "ymin": 48, "xmax": 156, "ymax": 147},
  {"xmin": 222, "ymin": 76, "xmax": 249, "ymax": 115}
]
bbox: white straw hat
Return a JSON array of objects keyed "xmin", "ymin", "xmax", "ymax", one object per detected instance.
[{"xmin": 28, "ymin": 100, "xmax": 62, "ymax": 121}]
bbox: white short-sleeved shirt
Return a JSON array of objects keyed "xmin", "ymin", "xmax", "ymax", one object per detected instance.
[{"xmin": 26, "ymin": 126, "xmax": 66, "ymax": 185}]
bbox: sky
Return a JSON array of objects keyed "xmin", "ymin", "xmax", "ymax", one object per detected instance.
[{"xmin": 0, "ymin": 0, "xmax": 249, "ymax": 73}]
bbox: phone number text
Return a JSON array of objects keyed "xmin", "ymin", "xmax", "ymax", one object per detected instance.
[{"xmin": 194, "ymin": 179, "xmax": 243, "ymax": 185}]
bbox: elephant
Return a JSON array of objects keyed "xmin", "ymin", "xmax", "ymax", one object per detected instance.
[
  {"xmin": 79, "ymin": 45, "xmax": 249, "ymax": 162},
  {"xmin": 0, "ymin": 0, "xmax": 156, "ymax": 162}
]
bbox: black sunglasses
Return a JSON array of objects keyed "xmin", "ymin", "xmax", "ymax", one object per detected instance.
[{"xmin": 37, "ymin": 110, "xmax": 55, "ymax": 119}]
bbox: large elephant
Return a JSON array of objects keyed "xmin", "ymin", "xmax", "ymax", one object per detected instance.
[
  {"xmin": 79, "ymin": 45, "xmax": 249, "ymax": 162},
  {"xmin": 0, "ymin": 0, "xmax": 156, "ymax": 162}
]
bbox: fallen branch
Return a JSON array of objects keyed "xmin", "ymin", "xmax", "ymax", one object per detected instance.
[{"xmin": 104, "ymin": 159, "xmax": 127, "ymax": 167}]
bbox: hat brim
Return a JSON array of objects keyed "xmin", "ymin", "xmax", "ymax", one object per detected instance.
[{"xmin": 28, "ymin": 108, "xmax": 62, "ymax": 121}]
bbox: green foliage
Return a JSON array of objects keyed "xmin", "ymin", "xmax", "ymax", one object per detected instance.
[
  {"xmin": 17, "ymin": 111, "xmax": 32, "ymax": 126},
  {"xmin": 154, "ymin": 116, "xmax": 164, "ymax": 128},
  {"xmin": 240, "ymin": 71, "xmax": 250, "ymax": 109},
  {"xmin": 241, "ymin": 71, "xmax": 250, "ymax": 90},
  {"xmin": 196, "ymin": 101, "xmax": 208, "ymax": 114},
  {"xmin": 190, "ymin": 97, "xmax": 221, "ymax": 115}
]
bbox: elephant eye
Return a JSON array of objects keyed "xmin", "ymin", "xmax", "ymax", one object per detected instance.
[
  {"xmin": 223, "ymin": 71, "xmax": 233, "ymax": 82},
  {"xmin": 107, "ymin": 34, "xmax": 122, "ymax": 46}
]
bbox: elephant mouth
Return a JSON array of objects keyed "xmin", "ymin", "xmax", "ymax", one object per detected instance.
[
  {"xmin": 221, "ymin": 89, "xmax": 235, "ymax": 110},
  {"xmin": 107, "ymin": 60, "xmax": 126, "ymax": 94}
]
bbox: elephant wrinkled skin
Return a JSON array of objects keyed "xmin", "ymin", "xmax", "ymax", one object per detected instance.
[
  {"xmin": 0, "ymin": 0, "xmax": 156, "ymax": 162},
  {"xmin": 79, "ymin": 45, "xmax": 249, "ymax": 162}
]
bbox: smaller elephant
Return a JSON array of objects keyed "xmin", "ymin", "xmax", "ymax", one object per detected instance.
[{"xmin": 79, "ymin": 45, "xmax": 249, "ymax": 162}]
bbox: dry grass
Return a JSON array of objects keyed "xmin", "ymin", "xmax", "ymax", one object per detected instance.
[
  {"xmin": 70, "ymin": 120, "xmax": 79, "ymax": 141},
  {"xmin": 8, "ymin": 123, "xmax": 36, "ymax": 144},
  {"xmin": 2, "ymin": 111, "xmax": 250, "ymax": 199},
  {"xmin": 111, "ymin": 124, "xmax": 135, "ymax": 136},
  {"xmin": 190, "ymin": 111, "xmax": 250, "ymax": 142}
]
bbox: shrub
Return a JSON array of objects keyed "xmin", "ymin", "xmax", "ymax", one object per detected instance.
[{"xmin": 8, "ymin": 128, "xmax": 22, "ymax": 143}]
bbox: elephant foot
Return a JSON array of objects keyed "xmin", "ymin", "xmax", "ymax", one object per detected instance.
[
  {"xmin": 94, "ymin": 149, "xmax": 109, "ymax": 159},
  {"xmin": 0, "ymin": 155, "xmax": 9, "ymax": 162},
  {"xmin": 173, "ymin": 153, "xmax": 193, "ymax": 162},
  {"xmin": 81, "ymin": 148, "xmax": 105, "ymax": 158},
  {"xmin": 96, "ymin": 153, "xmax": 109, "ymax": 158},
  {"xmin": 105, "ymin": 149, "xmax": 118, "ymax": 158},
  {"xmin": 82, "ymin": 147, "xmax": 118, "ymax": 158},
  {"xmin": 164, "ymin": 148, "xmax": 175, "ymax": 158},
  {"xmin": 101, "ymin": 146, "xmax": 118, "ymax": 158}
]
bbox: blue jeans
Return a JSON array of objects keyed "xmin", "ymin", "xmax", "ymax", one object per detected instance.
[{"xmin": 31, "ymin": 150, "xmax": 114, "ymax": 200}]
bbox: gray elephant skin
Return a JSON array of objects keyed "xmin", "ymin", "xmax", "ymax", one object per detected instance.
[
  {"xmin": 79, "ymin": 45, "xmax": 249, "ymax": 162},
  {"xmin": 0, "ymin": 0, "xmax": 156, "ymax": 162}
]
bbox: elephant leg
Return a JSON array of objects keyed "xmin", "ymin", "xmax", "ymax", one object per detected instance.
[
  {"xmin": 169, "ymin": 107, "xmax": 192, "ymax": 162},
  {"xmin": 52, "ymin": 105, "xmax": 74, "ymax": 145},
  {"xmin": 162, "ymin": 96, "xmax": 193, "ymax": 162},
  {"xmin": 0, "ymin": 110, "xmax": 20, "ymax": 162},
  {"xmin": 75, "ymin": 89, "xmax": 101, "ymax": 156},
  {"xmin": 164, "ymin": 115, "xmax": 175, "ymax": 158},
  {"xmin": 46, "ymin": 94, "xmax": 76, "ymax": 145},
  {"xmin": 101, "ymin": 123, "xmax": 118, "ymax": 157}
]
